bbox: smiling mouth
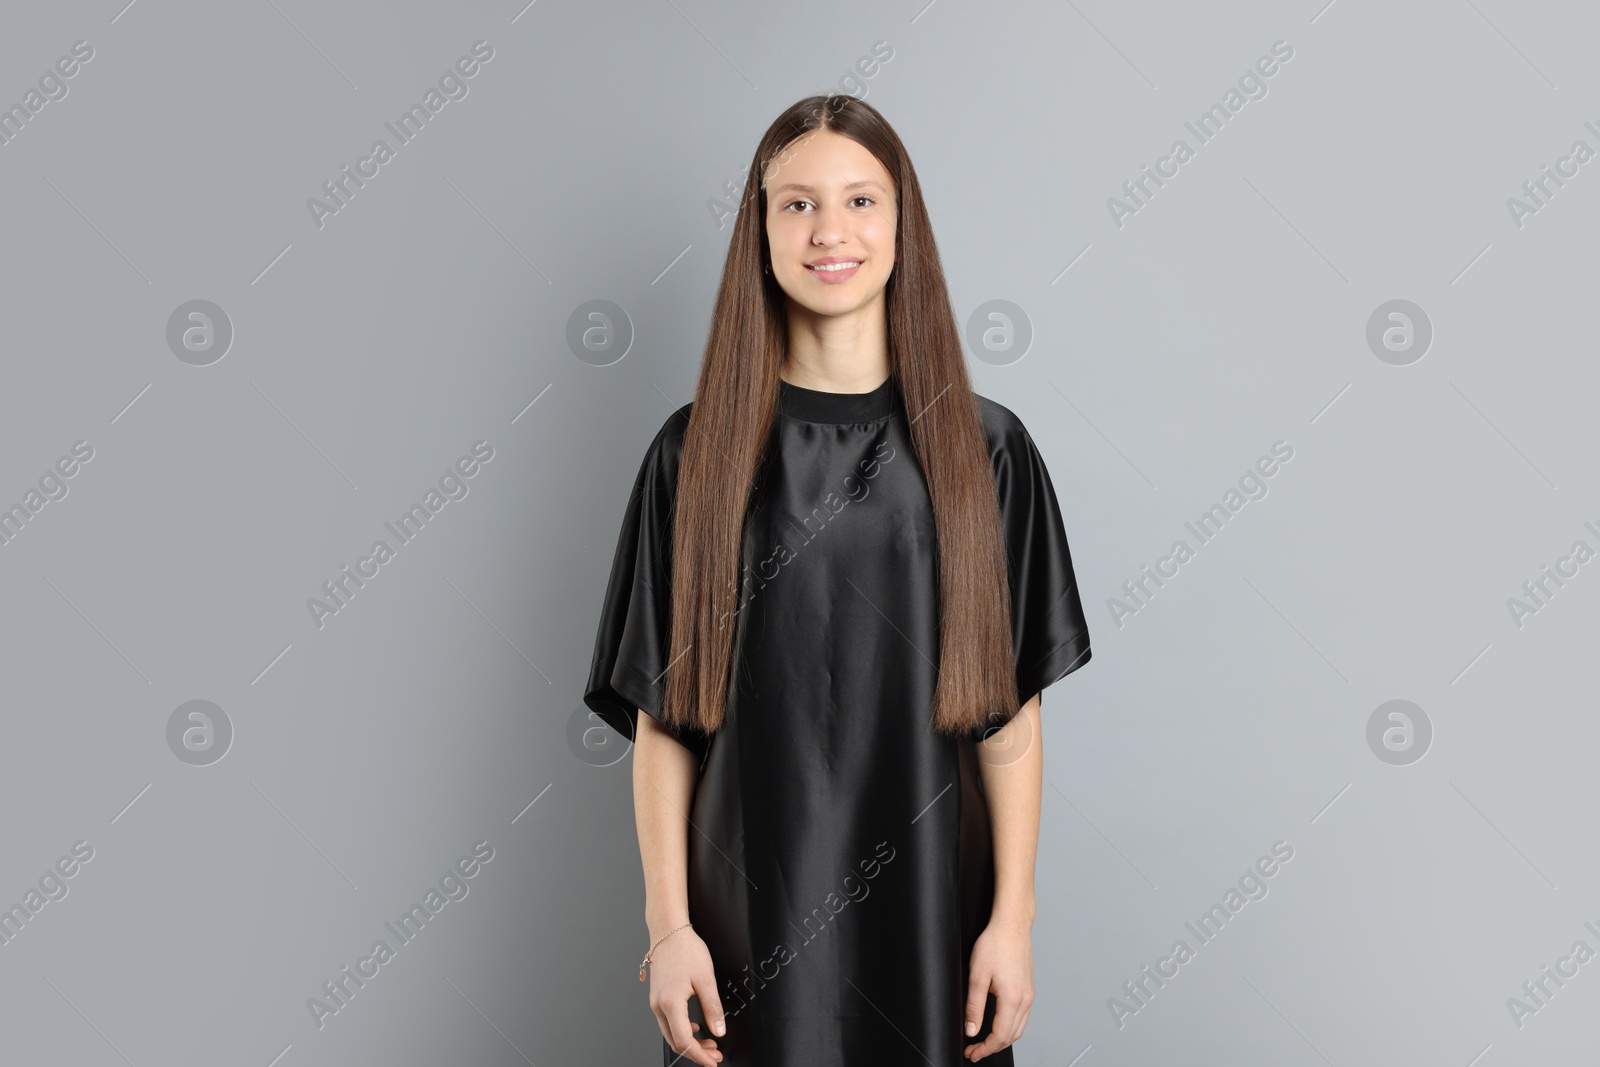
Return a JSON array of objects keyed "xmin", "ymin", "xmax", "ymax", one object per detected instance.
[{"xmin": 807, "ymin": 261, "xmax": 862, "ymax": 272}]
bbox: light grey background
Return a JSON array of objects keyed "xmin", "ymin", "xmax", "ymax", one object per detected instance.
[{"xmin": 2, "ymin": 1, "xmax": 1596, "ymax": 1064}]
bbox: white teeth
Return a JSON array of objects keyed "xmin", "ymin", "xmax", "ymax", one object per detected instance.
[{"xmin": 809, "ymin": 262, "xmax": 860, "ymax": 271}]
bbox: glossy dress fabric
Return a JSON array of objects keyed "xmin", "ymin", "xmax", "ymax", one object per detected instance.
[{"xmin": 584, "ymin": 376, "xmax": 1092, "ymax": 1065}]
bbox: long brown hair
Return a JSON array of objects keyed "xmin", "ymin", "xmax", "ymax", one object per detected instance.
[{"xmin": 663, "ymin": 94, "xmax": 1017, "ymax": 739}]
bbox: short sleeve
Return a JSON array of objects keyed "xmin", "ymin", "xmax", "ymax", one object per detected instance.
[
  {"xmin": 582, "ymin": 406, "xmax": 713, "ymax": 767},
  {"xmin": 986, "ymin": 413, "xmax": 1092, "ymax": 730}
]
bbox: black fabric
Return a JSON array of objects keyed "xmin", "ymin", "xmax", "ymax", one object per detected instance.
[{"xmin": 583, "ymin": 376, "xmax": 1091, "ymax": 1065}]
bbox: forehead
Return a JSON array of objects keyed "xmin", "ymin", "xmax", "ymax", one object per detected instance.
[
  {"xmin": 768, "ymin": 177, "xmax": 891, "ymax": 197},
  {"xmin": 764, "ymin": 130, "xmax": 893, "ymax": 196}
]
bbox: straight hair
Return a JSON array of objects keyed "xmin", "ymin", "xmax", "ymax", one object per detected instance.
[{"xmin": 663, "ymin": 94, "xmax": 1018, "ymax": 739}]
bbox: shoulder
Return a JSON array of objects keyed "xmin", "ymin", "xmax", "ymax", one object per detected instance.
[
  {"xmin": 972, "ymin": 391, "xmax": 1033, "ymax": 460},
  {"xmin": 653, "ymin": 401, "xmax": 695, "ymax": 452},
  {"xmin": 972, "ymin": 391, "xmax": 1065, "ymax": 503},
  {"xmin": 635, "ymin": 401, "xmax": 695, "ymax": 483}
]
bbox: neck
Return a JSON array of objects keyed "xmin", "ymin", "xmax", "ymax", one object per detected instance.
[{"xmin": 781, "ymin": 295, "xmax": 890, "ymax": 392}]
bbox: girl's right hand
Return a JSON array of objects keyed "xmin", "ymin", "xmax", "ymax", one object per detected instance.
[{"xmin": 647, "ymin": 927, "xmax": 726, "ymax": 1065}]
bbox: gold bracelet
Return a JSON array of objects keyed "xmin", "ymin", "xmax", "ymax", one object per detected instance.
[{"xmin": 639, "ymin": 922, "xmax": 694, "ymax": 982}]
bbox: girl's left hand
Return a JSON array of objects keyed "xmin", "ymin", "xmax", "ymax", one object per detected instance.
[{"xmin": 962, "ymin": 917, "xmax": 1034, "ymax": 1061}]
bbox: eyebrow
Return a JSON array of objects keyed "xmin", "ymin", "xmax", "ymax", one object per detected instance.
[{"xmin": 770, "ymin": 179, "xmax": 888, "ymax": 196}]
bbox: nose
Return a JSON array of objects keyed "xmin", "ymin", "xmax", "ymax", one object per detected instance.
[{"xmin": 809, "ymin": 204, "xmax": 849, "ymax": 246}]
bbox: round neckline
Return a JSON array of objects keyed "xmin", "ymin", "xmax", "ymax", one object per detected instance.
[{"xmin": 777, "ymin": 375, "xmax": 896, "ymax": 424}]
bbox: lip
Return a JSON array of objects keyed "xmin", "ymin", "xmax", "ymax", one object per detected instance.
[{"xmin": 805, "ymin": 257, "xmax": 863, "ymax": 283}]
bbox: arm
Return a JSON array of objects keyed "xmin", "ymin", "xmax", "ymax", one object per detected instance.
[
  {"xmin": 963, "ymin": 693, "xmax": 1042, "ymax": 1060},
  {"xmin": 635, "ymin": 711, "xmax": 696, "ymax": 940},
  {"xmin": 978, "ymin": 692, "xmax": 1043, "ymax": 927},
  {"xmin": 633, "ymin": 713, "xmax": 725, "ymax": 1065}
]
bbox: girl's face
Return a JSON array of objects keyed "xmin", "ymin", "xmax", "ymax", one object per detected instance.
[{"xmin": 763, "ymin": 128, "xmax": 897, "ymax": 323}]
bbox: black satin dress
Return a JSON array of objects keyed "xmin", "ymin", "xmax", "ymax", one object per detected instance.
[{"xmin": 584, "ymin": 375, "xmax": 1092, "ymax": 1066}]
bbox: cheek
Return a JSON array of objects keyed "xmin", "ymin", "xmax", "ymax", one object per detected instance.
[
  {"xmin": 770, "ymin": 229, "xmax": 811, "ymax": 265},
  {"xmin": 868, "ymin": 224, "xmax": 896, "ymax": 262}
]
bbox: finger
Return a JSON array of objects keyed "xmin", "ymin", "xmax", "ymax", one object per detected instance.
[
  {"xmin": 664, "ymin": 998, "xmax": 706, "ymax": 1065},
  {"xmin": 965, "ymin": 1032, "xmax": 1006, "ymax": 1061},
  {"xmin": 965, "ymin": 1018, "xmax": 1019, "ymax": 1062},
  {"xmin": 655, "ymin": 1011, "xmax": 720, "ymax": 1065},
  {"xmin": 965, "ymin": 999, "xmax": 1029, "ymax": 1060},
  {"xmin": 679, "ymin": 1010, "xmax": 721, "ymax": 1064},
  {"xmin": 963, "ymin": 971, "xmax": 990, "ymax": 1039},
  {"xmin": 691, "ymin": 1021, "xmax": 723, "ymax": 1063},
  {"xmin": 690, "ymin": 1026, "xmax": 720, "ymax": 1056},
  {"xmin": 1012, "ymin": 1002, "xmax": 1032, "ymax": 1043},
  {"xmin": 989, "ymin": 985, "xmax": 1021, "ymax": 1047},
  {"xmin": 692, "ymin": 970, "xmax": 729, "ymax": 1040},
  {"xmin": 673, "ymin": 1034, "xmax": 719, "ymax": 1067},
  {"xmin": 652, "ymin": 1004, "xmax": 672, "ymax": 1046}
]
